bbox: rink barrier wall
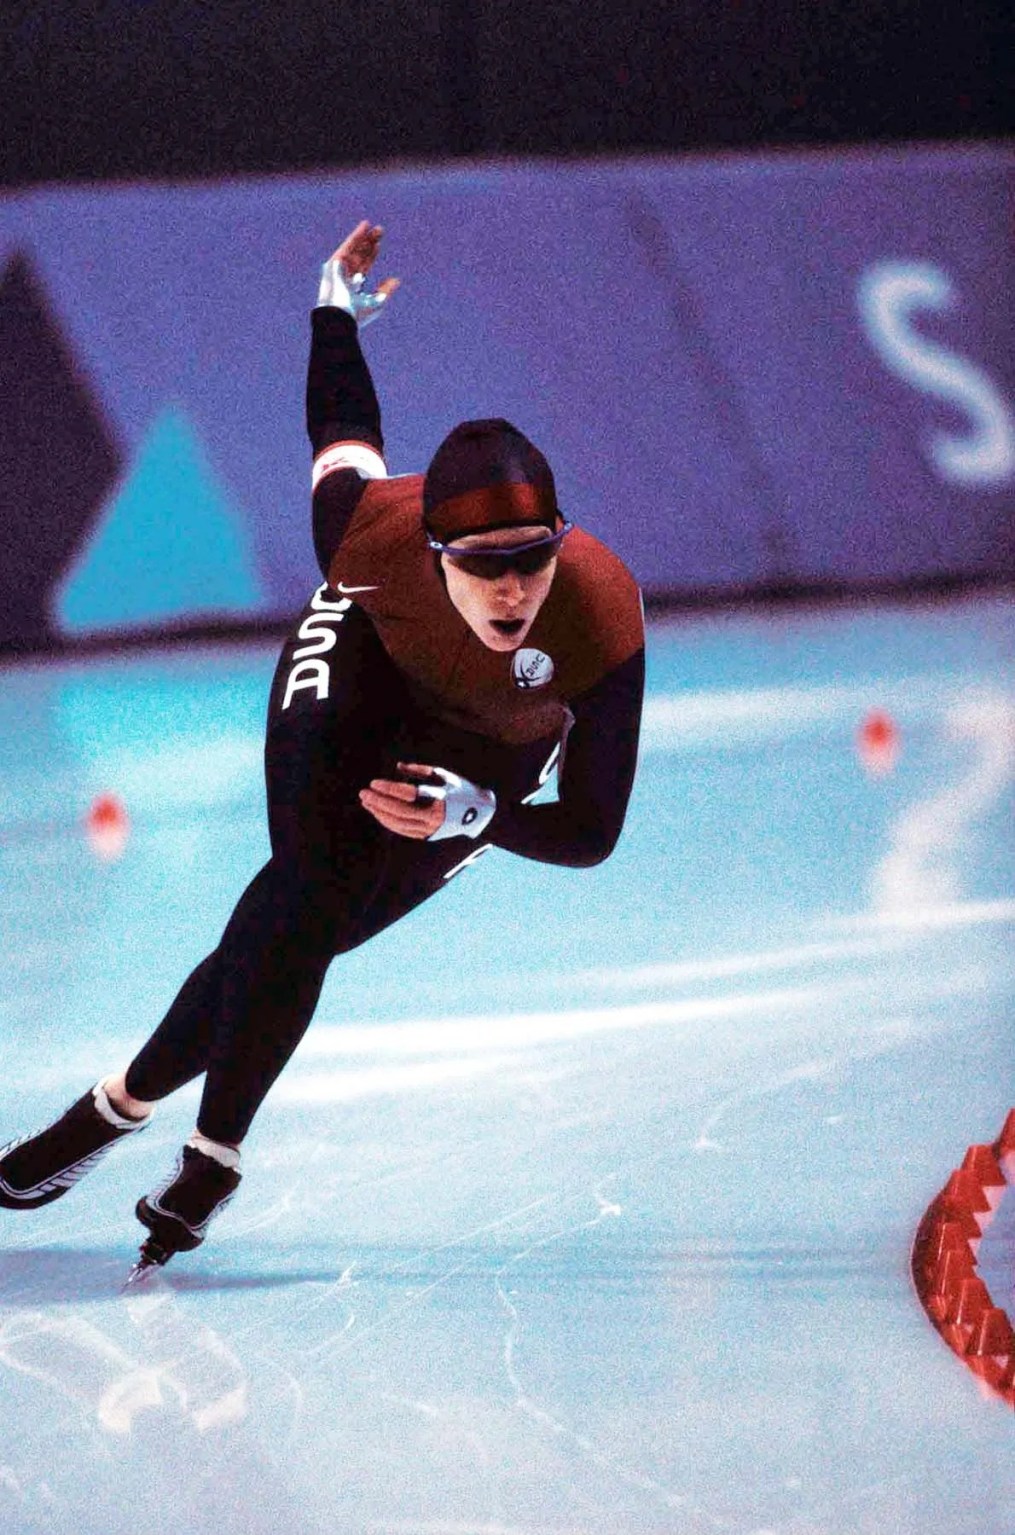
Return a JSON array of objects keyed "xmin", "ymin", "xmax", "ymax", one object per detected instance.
[
  {"xmin": 0, "ymin": 142, "xmax": 1012, "ymax": 648},
  {"xmin": 910, "ymin": 1109, "xmax": 1015, "ymax": 1408}
]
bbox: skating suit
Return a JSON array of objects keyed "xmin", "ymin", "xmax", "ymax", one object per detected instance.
[{"xmin": 123, "ymin": 305, "xmax": 645, "ymax": 1144}]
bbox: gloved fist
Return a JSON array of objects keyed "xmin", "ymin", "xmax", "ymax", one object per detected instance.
[
  {"xmin": 358, "ymin": 762, "xmax": 496, "ymax": 841},
  {"xmin": 413, "ymin": 765, "xmax": 497, "ymax": 841}
]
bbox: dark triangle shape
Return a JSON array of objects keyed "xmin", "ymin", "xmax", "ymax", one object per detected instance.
[{"xmin": 0, "ymin": 253, "xmax": 122, "ymax": 647}]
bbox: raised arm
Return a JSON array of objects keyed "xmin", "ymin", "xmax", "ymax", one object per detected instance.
[{"xmin": 307, "ymin": 221, "xmax": 399, "ymax": 576}]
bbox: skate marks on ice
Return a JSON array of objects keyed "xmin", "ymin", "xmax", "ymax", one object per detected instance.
[
  {"xmin": 315, "ymin": 1181, "xmax": 929, "ymax": 1535},
  {"xmin": 685, "ymin": 686, "xmax": 1015, "ymax": 1174},
  {"xmin": 0, "ymin": 1267, "xmax": 248, "ymax": 1435},
  {"xmin": 330, "ymin": 1187, "xmax": 729, "ymax": 1534},
  {"xmin": 300, "ymin": 1198, "xmax": 556, "ymax": 1364},
  {"xmin": 491, "ymin": 1187, "xmax": 708, "ymax": 1527},
  {"xmin": 113, "ymin": 1271, "xmax": 249, "ymax": 1431},
  {"xmin": 0, "ymin": 1270, "xmax": 301, "ymax": 1535},
  {"xmin": 0, "ymin": 1218, "xmax": 342, "ymax": 1531},
  {"xmin": 276, "ymin": 912, "xmax": 1010, "ymax": 1185}
]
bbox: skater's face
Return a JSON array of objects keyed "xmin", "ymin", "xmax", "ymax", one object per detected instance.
[{"xmin": 440, "ymin": 524, "xmax": 559, "ymax": 652}]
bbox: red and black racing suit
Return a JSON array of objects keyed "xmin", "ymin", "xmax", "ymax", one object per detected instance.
[{"xmin": 123, "ymin": 306, "xmax": 645, "ymax": 1144}]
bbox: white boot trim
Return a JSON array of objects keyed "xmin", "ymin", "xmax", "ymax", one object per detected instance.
[
  {"xmin": 187, "ymin": 1133, "xmax": 242, "ymax": 1172},
  {"xmin": 94, "ymin": 1079, "xmax": 152, "ymax": 1130}
]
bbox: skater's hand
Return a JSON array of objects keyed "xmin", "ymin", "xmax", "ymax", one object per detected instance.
[
  {"xmin": 359, "ymin": 763, "xmax": 446, "ymax": 840},
  {"xmin": 330, "ymin": 220, "xmax": 400, "ymax": 304},
  {"xmin": 359, "ymin": 761, "xmax": 497, "ymax": 841}
]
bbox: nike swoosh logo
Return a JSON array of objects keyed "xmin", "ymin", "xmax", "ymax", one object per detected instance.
[{"xmin": 335, "ymin": 582, "xmax": 380, "ymax": 594}]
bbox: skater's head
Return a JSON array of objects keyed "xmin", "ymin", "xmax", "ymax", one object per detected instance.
[
  {"xmin": 423, "ymin": 420, "xmax": 569, "ymax": 653},
  {"xmin": 423, "ymin": 419, "xmax": 558, "ymax": 543}
]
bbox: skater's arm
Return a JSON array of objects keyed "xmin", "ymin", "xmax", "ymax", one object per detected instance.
[
  {"xmin": 308, "ymin": 221, "xmax": 399, "ymax": 576},
  {"xmin": 487, "ymin": 648, "xmax": 645, "ymax": 868},
  {"xmin": 359, "ymin": 650, "xmax": 645, "ymax": 865},
  {"xmin": 307, "ymin": 308, "xmax": 384, "ymax": 461}
]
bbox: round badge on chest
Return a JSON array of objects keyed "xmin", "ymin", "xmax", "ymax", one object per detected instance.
[{"xmin": 511, "ymin": 648, "xmax": 555, "ymax": 690}]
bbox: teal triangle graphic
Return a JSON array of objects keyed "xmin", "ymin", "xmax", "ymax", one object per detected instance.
[{"xmin": 54, "ymin": 406, "xmax": 268, "ymax": 634}]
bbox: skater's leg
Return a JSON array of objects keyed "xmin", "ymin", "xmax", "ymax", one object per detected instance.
[
  {"xmin": 120, "ymin": 861, "xmax": 301, "ymax": 1112},
  {"xmin": 115, "ymin": 598, "xmax": 388, "ymax": 1117},
  {"xmin": 193, "ymin": 822, "xmax": 494, "ymax": 1147},
  {"xmin": 119, "ymin": 948, "xmax": 224, "ymax": 1107},
  {"xmin": 120, "ymin": 847, "xmax": 362, "ymax": 1138},
  {"xmin": 104, "ymin": 1073, "xmax": 155, "ymax": 1119},
  {"xmin": 121, "ymin": 600, "xmax": 406, "ymax": 1117},
  {"xmin": 121, "ymin": 599, "xmax": 396, "ymax": 1192},
  {"xmin": 126, "ymin": 837, "xmax": 469, "ymax": 1277},
  {"xmin": 186, "ymin": 600, "xmax": 413, "ymax": 1145},
  {"xmin": 128, "ymin": 600, "xmax": 499, "ymax": 1270},
  {"xmin": 192, "ymin": 859, "xmax": 350, "ymax": 1145}
]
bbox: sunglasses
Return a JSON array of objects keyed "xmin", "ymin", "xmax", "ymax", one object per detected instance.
[{"xmin": 427, "ymin": 521, "xmax": 572, "ymax": 580}]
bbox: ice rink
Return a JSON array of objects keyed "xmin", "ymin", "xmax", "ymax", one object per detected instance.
[{"xmin": 1, "ymin": 591, "xmax": 1013, "ymax": 1535}]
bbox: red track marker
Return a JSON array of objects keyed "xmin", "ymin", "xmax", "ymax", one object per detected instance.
[
  {"xmin": 86, "ymin": 793, "xmax": 130, "ymax": 862},
  {"xmin": 857, "ymin": 709, "xmax": 900, "ymax": 776},
  {"xmin": 911, "ymin": 1108, "xmax": 1015, "ymax": 1408},
  {"xmin": 961, "ymin": 1144, "xmax": 1005, "ymax": 1190}
]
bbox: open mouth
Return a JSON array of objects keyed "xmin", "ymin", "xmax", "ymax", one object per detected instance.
[{"xmin": 490, "ymin": 617, "xmax": 525, "ymax": 636}]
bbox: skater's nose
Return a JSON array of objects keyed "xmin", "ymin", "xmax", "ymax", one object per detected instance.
[{"xmin": 490, "ymin": 569, "xmax": 525, "ymax": 605}]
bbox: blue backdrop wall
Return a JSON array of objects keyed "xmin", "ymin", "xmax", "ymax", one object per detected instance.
[{"xmin": 0, "ymin": 143, "xmax": 1012, "ymax": 645}]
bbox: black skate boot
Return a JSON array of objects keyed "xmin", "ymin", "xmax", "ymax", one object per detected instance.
[
  {"xmin": 128, "ymin": 1143, "xmax": 241, "ymax": 1282},
  {"xmin": 0, "ymin": 1082, "xmax": 151, "ymax": 1210}
]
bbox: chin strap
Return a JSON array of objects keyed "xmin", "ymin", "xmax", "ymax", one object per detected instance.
[
  {"xmin": 317, "ymin": 259, "xmax": 392, "ymax": 327},
  {"xmin": 417, "ymin": 767, "xmax": 497, "ymax": 841}
]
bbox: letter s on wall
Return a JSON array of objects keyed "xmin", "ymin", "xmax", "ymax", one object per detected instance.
[{"xmin": 857, "ymin": 260, "xmax": 1015, "ymax": 488}]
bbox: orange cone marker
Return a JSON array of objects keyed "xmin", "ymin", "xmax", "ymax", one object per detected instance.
[
  {"xmin": 86, "ymin": 793, "xmax": 130, "ymax": 862},
  {"xmin": 858, "ymin": 709, "xmax": 900, "ymax": 776}
]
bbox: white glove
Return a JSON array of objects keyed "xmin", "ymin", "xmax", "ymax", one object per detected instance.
[
  {"xmin": 317, "ymin": 258, "xmax": 392, "ymax": 327},
  {"xmin": 416, "ymin": 767, "xmax": 497, "ymax": 841}
]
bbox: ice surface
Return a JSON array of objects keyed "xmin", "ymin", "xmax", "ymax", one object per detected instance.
[{"xmin": 0, "ymin": 593, "xmax": 1013, "ymax": 1534}]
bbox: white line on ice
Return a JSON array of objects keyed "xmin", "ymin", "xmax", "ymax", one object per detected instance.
[
  {"xmin": 824, "ymin": 896, "xmax": 1015, "ymax": 934},
  {"xmin": 272, "ymin": 953, "xmax": 998, "ymax": 1105},
  {"xmin": 270, "ymin": 1052, "xmax": 518, "ymax": 1102},
  {"xmin": 638, "ymin": 674, "xmax": 1003, "ymax": 752},
  {"xmin": 535, "ymin": 933, "xmax": 904, "ymax": 992},
  {"xmin": 292, "ymin": 983, "xmax": 831, "ymax": 1069}
]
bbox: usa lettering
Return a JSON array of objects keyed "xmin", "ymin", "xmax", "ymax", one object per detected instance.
[{"xmin": 281, "ymin": 585, "xmax": 352, "ymax": 709}]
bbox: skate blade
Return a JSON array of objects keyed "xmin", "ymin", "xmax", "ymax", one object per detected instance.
[
  {"xmin": 122, "ymin": 1241, "xmax": 171, "ymax": 1290},
  {"xmin": 122, "ymin": 1259, "xmax": 159, "ymax": 1290}
]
